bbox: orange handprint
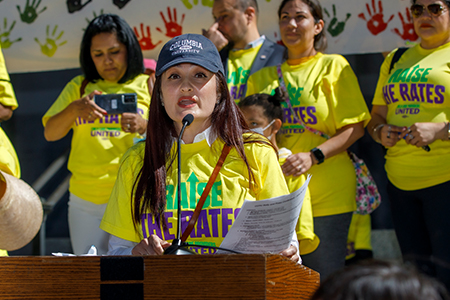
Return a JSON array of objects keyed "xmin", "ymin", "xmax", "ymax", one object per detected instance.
[
  {"xmin": 358, "ymin": 0, "xmax": 394, "ymax": 36},
  {"xmin": 134, "ymin": 23, "xmax": 162, "ymax": 51},
  {"xmin": 392, "ymin": 8, "xmax": 418, "ymax": 41},
  {"xmin": 156, "ymin": 7, "xmax": 185, "ymax": 38}
]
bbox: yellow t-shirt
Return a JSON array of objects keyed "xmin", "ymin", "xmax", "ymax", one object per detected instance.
[
  {"xmin": 279, "ymin": 148, "xmax": 319, "ymax": 255},
  {"xmin": 42, "ymin": 74, "xmax": 151, "ymax": 204},
  {"xmin": 0, "ymin": 249, "xmax": 7, "ymax": 256},
  {"xmin": 100, "ymin": 137, "xmax": 289, "ymax": 254},
  {"xmin": 0, "ymin": 46, "xmax": 20, "ymax": 178},
  {"xmin": 227, "ymin": 44, "xmax": 263, "ymax": 103},
  {"xmin": 346, "ymin": 213, "xmax": 372, "ymax": 260},
  {"xmin": 247, "ymin": 53, "xmax": 370, "ymax": 217},
  {"xmin": 372, "ymin": 43, "xmax": 450, "ymax": 190}
]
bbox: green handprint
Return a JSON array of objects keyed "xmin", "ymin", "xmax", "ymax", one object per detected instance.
[
  {"xmin": 0, "ymin": 18, "xmax": 22, "ymax": 49},
  {"xmin": 180, "ymin": 0, "xmax": 213, "ymax": 10},
  {"xmin": 324, "ymin": 4, "xmax": 351, "ymax": 37},
  {"xmin": 35, "ymin": 25, "xmax": 67, "ymax": 57},
  {"xmin": 17, "ymin": 0, "xmax": 47, "ymax": 24},
  {"xmin": 83, "ymin": 9, "xmax": 104, "ymax": 31}
]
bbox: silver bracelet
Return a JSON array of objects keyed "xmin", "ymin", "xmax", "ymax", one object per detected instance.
[{"xmin": 372, "ymin": 124, "xmax": 385, "ymax": 144}]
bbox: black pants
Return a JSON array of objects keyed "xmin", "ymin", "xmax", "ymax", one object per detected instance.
[
  {"xmin": 387, "ymin": 180, "xmax": 450, "ymax": 290},
  {"xmin": 301, "ymin": 212, "xmax": 353, "ymax": 282}
]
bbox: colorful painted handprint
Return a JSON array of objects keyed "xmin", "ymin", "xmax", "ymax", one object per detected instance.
[
  {"xmin": 17, "ymin": 0, "xmax": 47, "ymax": 24},
  {"xmin": 35, "ymin": 25, "xmax": 67, "ymax": 57},
  {"xmin": 134, "ymin": 23, "xmax": 162, "ymax": 51},
  {"xmin": 358, "ymin": 0, "xmax": 394, "ymax": 35},
  {"xmin": 83, "ymin": 10, "xmax": 104, "ymax": 31},
  {"xmin": 113, "ymin": 0, "xmax": 131, "ymax": 9},
  {"xmin": 66, "ymin": 0, "xmax": 92, "ymax": 13},
  {"xmin": 392, "ymin": 7, "xmax": 418, "ymax": 41},
  {"xmin": 156, "ymin": 7, "xmax": 185, "ymax": 38},
  {"xmin": 0, "ymin": 18, "xmax": 22, "ymax": 49},
  {"xmin": 324, "ymin": 4, "xmax": 351, "ymax": 37},
  {"xmin": 180, "ymin": 0, "xmax": 214, "ymax": 10}
]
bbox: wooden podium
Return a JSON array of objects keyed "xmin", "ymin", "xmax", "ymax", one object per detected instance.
[{"xmin": 0, "ymin": 254, "xmax": 319, "ymax": 299}]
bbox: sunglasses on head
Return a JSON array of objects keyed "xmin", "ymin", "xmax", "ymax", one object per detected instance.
[{"xmin": 410, "ymin": 3, "xmax": 446, "ymax": 18}]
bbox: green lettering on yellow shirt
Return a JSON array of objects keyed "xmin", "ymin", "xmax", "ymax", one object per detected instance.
[
  {"xmin": 166, "ymin": 172, "xmax": 223, "ymax": 210},
  {"xmin": 389, "ymin": 66, "xmax": 432, "ymax": 83}
]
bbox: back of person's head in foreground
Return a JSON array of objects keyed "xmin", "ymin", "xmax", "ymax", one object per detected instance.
[
  {"xmin": 80, "ymin": 13, "xmax": 143, "ymax": 83},
  {"xmin": 132, "ymin": 33, "xmax": 262, "ymax": 227},
  {"xmin": 310, "ymin": 260, "xmax": 450, "ymax": 300}
]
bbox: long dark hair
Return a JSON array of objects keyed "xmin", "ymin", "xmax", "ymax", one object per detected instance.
[
  {"xmin": 80, "ymin": 14, "xmax": 144, "ymax": 83},
  {"xmin": 131, "ymin": 70, "xmax": 268, "ymax": 227},
  {"xmin": 277, "ymin": 0, "xmax": 327, "ymax": 52}
]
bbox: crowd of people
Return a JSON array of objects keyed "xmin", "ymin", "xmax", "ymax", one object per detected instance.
[{"xmin": 1, "ymin": 0, "xmax": 449, "ymax": 295}]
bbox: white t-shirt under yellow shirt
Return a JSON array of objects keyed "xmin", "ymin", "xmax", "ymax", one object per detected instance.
[{"xmin": 101, "ymin": 136, "xmax": 289, "ymax": 253}]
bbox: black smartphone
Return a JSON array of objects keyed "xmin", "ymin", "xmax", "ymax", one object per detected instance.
[{"xmin": 94, "ymin": 93, "xmax": 137, "ymax": 114}]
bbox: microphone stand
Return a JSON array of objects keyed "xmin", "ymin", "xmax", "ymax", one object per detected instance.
[{"xmin": 164, "ymin": 114, "xmax": 196, "ymax": 255}]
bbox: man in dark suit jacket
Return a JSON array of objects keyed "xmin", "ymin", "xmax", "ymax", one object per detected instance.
[{"xmin": 203, "ymin": 0, "xmax": 285, "ymax": 102}]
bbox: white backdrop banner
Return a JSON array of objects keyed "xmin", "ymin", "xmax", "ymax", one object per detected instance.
[{"xmin": 0, "ymin": 0, "xmax": 416, "ymax": 73}]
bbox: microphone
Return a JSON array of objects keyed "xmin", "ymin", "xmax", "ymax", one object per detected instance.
[{"xmin": 164, "ymin": 114, "xmax": 197, "ymax": 255}]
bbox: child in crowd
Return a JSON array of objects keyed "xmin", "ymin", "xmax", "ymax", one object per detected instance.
[{"xmin": 238, "ymin": 91, "xmax": 319, "ymax": 256}]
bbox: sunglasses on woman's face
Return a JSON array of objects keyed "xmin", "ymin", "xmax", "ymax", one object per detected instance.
[{"xmin": 410, "ymin": 3, "xmax": 446, "ymax": 18}]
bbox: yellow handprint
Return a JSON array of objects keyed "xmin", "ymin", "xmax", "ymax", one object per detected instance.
[
  {"xmin": 180, "ymin": 0, "xmax": 213, "ymax": 10},
  {"xmin": 0, "ymin": 18, "xmax": 22, "ymax": 49},
  {"xmin": 35, "ymin": 25, "xmax": 67, "ymax": 57}
]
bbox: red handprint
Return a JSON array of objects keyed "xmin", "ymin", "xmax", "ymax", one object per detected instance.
[
  {"xmin": 392, "ymin": 8, "xmax": 418, "ymax": 41},
  {"xmin": 273, "ymin": 32, "xmax": 284, "ymax": 46},
  {"xmin": 134, "ymin": 23, "xmax": 162, "ymax": 51},
  {"xmin": 156, "ymin": 7, "xmax": 185, "ymax": 38},
  {"xmin": 358, "ymin": 0, "xmax": 394, "ymax": 36}
]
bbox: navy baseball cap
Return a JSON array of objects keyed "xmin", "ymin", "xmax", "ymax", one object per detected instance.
[{"xmin": 155, "ymin": 33, "xmax": 225, "ymax": 76}]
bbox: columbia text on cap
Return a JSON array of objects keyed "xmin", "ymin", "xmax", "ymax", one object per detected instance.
[{"xmin": 155, "ymin": 33, "xmax": 224, "ymax": 76}]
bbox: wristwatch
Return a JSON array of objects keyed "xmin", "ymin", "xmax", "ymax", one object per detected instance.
[
  {"xmin": 311, "ymin": 147, "xmax": 325, "ymax": 165},
  {"xmin": 447, "ymin": 122, "xmax": 450, "ymax": 140}
]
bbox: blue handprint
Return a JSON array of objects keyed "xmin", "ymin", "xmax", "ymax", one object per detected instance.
[
  {"xmin": 0, "ymin": 18, "xmax": 22, "ymax": 49},
  {"xmin": 17, "ymin": 0, "xmax": 47, "ymax": 24},
  {"xmin": 35, "ymin": 25, "xmax": 67, "ymax": 57}
]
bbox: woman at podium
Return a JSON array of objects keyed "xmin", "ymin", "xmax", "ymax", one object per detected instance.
[{"xmin": 100, "ymin": 34, "xmax": 299, "ymax": 261}]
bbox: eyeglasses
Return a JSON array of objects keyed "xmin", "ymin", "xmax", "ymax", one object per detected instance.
[{"xmin": 410, "ymin": 3, "xmax": 446, "ymax": 18}]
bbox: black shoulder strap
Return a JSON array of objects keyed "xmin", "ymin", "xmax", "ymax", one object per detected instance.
[{"xmin": 389, "ymin": 47, "xmax": 408, "ymax": 74}]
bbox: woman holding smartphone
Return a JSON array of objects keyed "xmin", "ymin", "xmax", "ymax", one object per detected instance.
[{"xmin": 42, "ymin": 14, "xmax": 151, "ymax": 255}]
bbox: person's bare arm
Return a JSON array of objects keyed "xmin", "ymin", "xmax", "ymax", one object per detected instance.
[
  {"xmin": 282, "ymin": 122, "xmax": 365, "ymax": 176},
  {"xmin": 0, "ymin": 103, "xmax": 13, "ymax": 122},
  {"xmin": 44, "ymin": 90, "xmax": 106, "ymax": 141}
]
